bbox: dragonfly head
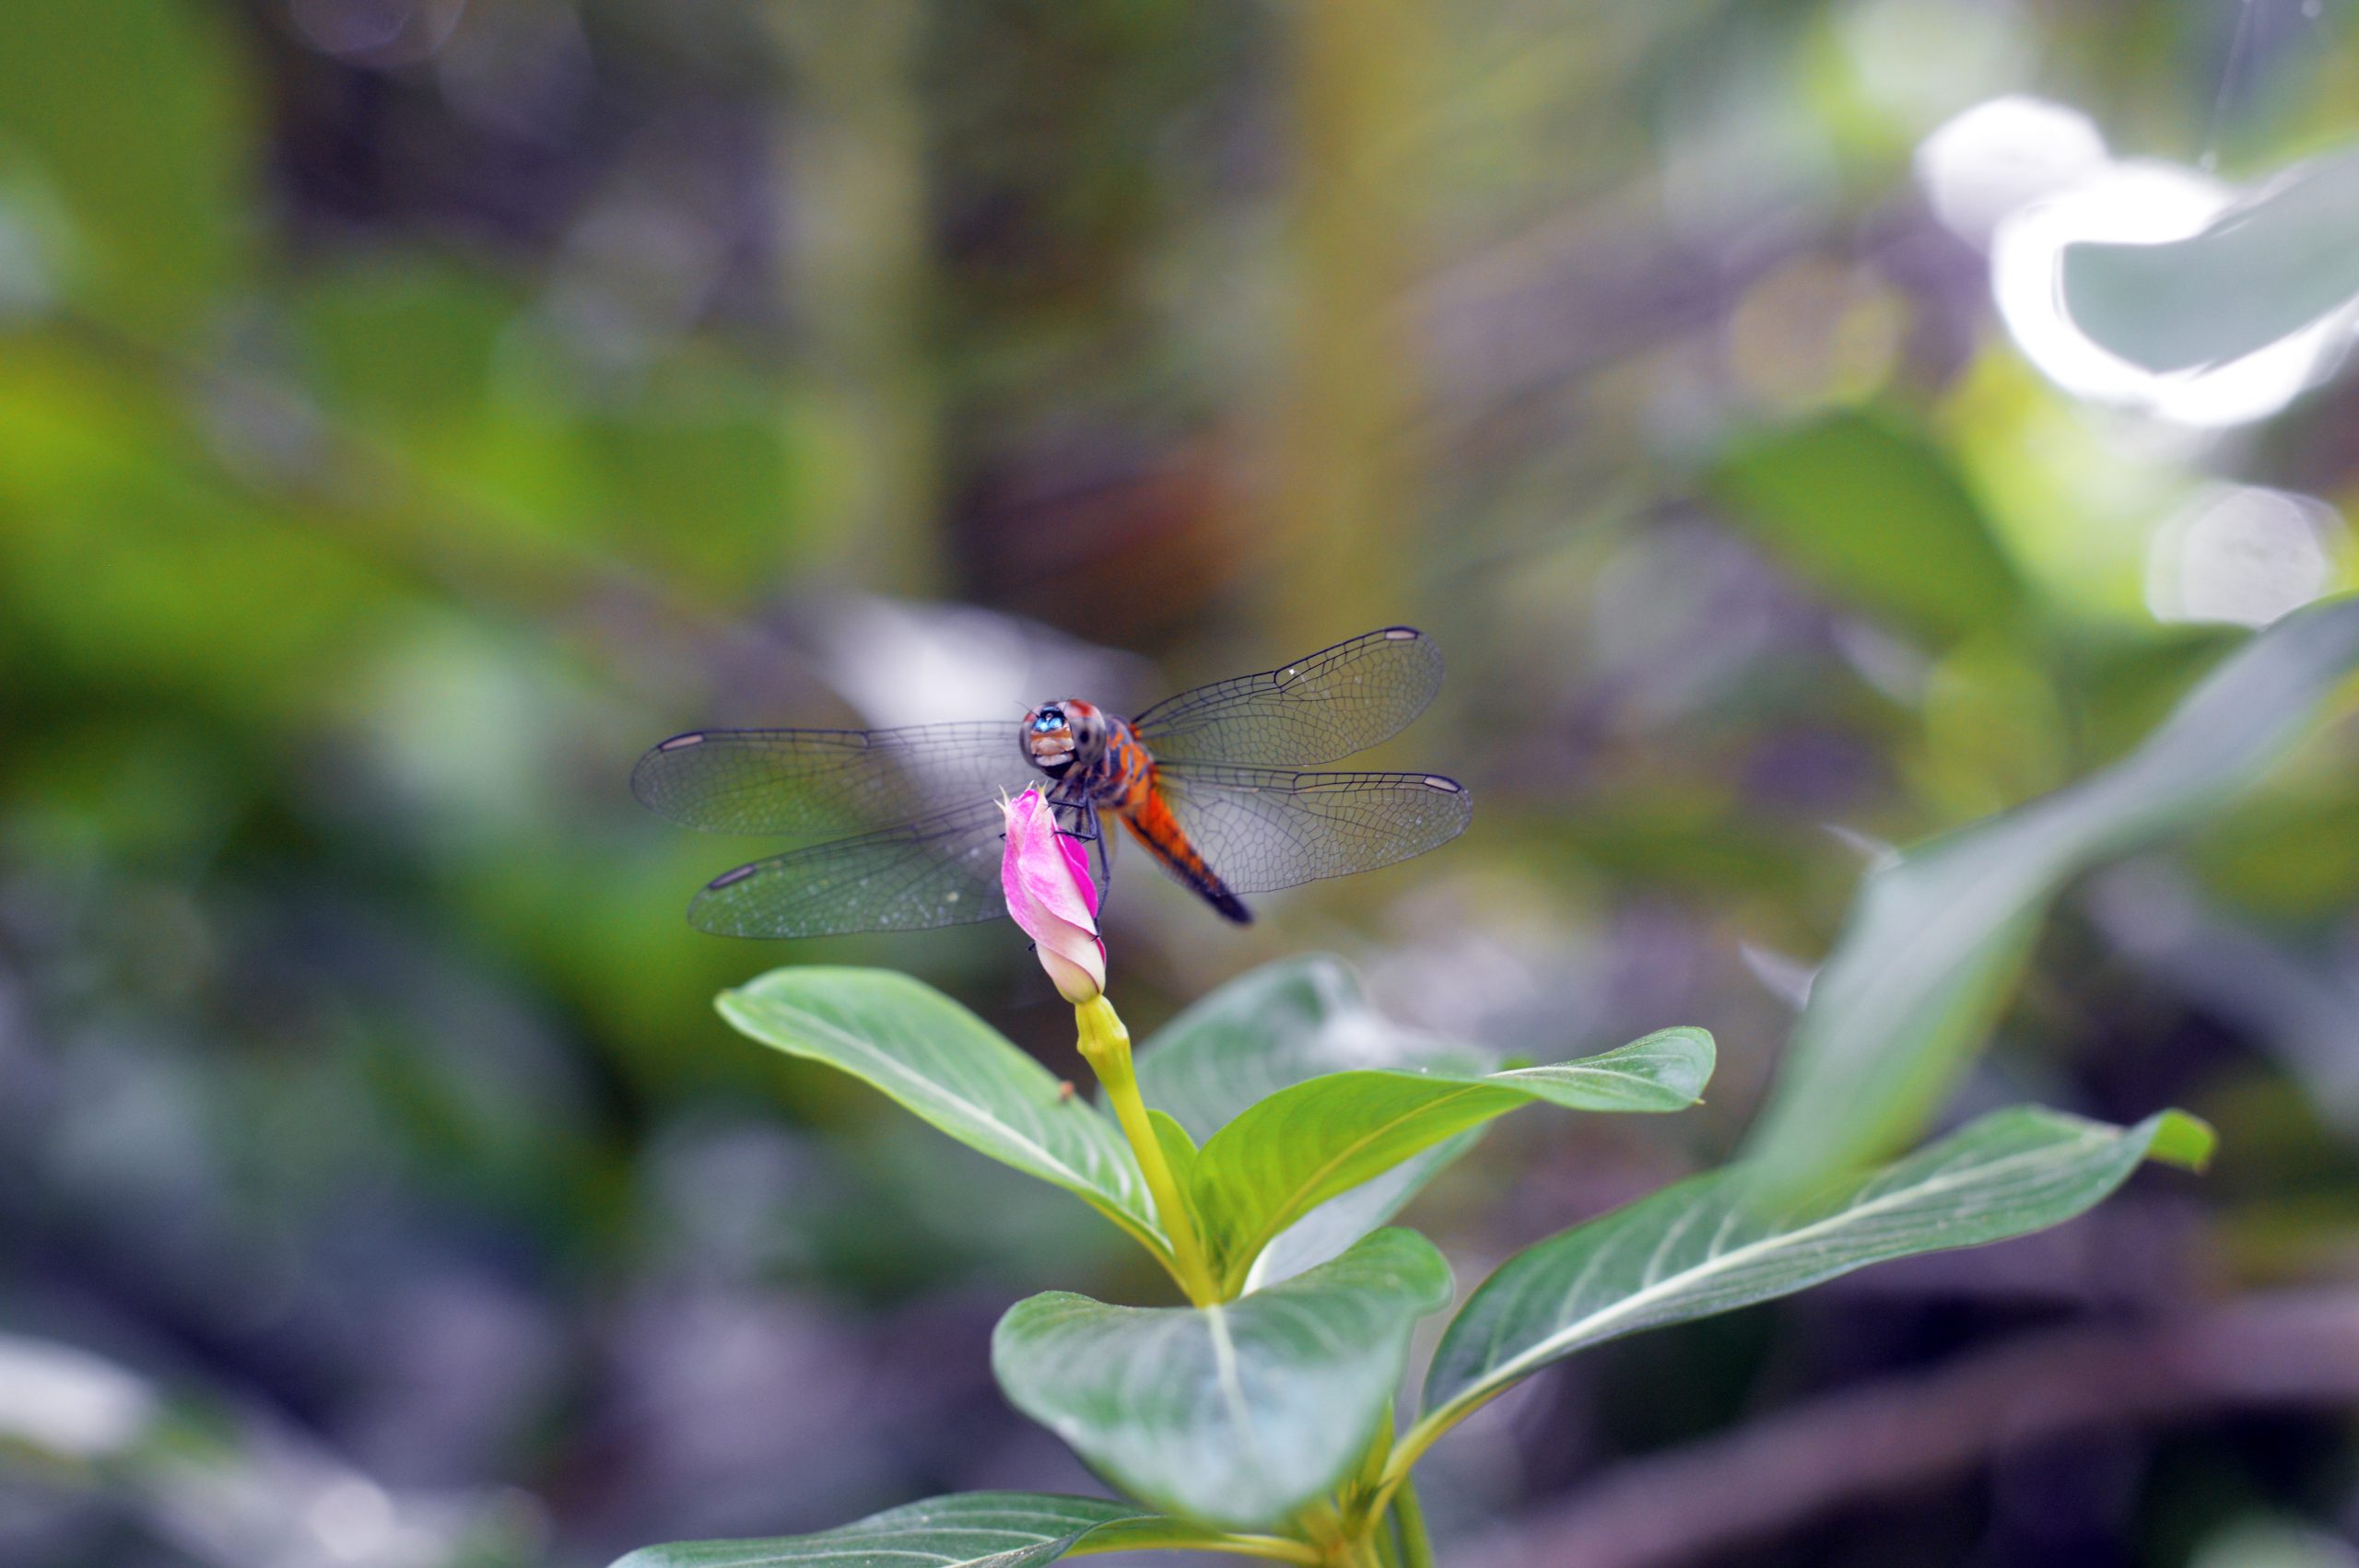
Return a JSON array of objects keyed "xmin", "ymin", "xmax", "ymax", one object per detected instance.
[{"xmin": 1020, "ymin": 700, "xmax": 1106, "ymax": 778}]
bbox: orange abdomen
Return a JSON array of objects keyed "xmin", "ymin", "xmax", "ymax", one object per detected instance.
[{"xmin": 1120, "ymin": 770, "xmax": 1251, "ymax": 924}]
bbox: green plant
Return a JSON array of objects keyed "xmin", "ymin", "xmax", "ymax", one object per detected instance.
[{"xmin": 611, "ymin": 601, "xmax": 2359, "ymax": 1568}]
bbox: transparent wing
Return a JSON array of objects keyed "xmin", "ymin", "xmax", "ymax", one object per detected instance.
[
  {"xmin": 631, "ymin": 722, "xmax": 1028, "ymax": 837},
  {"xmin": 1152, "ymin": 764, "xmax": 1472, "ymax": 896},
  {"xmin": 687, "ymin": 797, "xmax": 1011, "ymax": 938},
  {"xmin": 1129, "ymin": 626, "xmax": 1445, "ymax": 766}
]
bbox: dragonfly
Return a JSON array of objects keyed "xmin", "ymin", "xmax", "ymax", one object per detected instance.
[{"xmin": 632, "ymin": 626, "xmax": 1472, "ymax": 936}]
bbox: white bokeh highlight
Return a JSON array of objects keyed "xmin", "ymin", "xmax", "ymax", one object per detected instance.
[
  {"xmin": 0, "ymin": 1333, "xmax": 157, "ymax": 1458},
  {"xmin": 2146, "ymin": 486, "xmax": 2345, "ymax": 627},
  {"xmin": 1919, "ymin": 96, "xmax": 2359, "ymax": 427},
  {"xmin": 1915, "ymin": 95, "xmax": 2108, "ymax": 244}
]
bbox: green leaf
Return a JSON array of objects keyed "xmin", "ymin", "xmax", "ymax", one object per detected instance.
[
  {"xmin": 1147, "ymin": 1109, "xmax": 1201, "ymax": 1188},
  {"xmin": 0, "ymin": 0, "xmax": 255, "ymax": 334},
  {"xmin": 1133, "ymin": 956, "xmax": 1493, "ymax": 1285},
  {"xmin": 1191, "ymin": 1028, "xmax": 1714, "ymax": 1292},
  {"xmin": 1746, "ymin": 597, "xmax": 2359, "ymax": 1188},
  {"xmin": 1133, "ymin": 955, "xmax": 1486, "ymax": 1139},
  {"xmin": 1422, "ymin": 1107, "xmax": 2212, "ymax": 1433},
  {"xmin": 2060, "ymin": 148, "xmax": 2359, "ymax": 374},
  {"xmin": 718, "ymin": 968, "xmax": 1162, "ymax": 1259},
  {"xmin": 609, "ymin": 1491, "xmax": 1221, "ymax": 1568},
  {"xmin": 1711, "ymin": 410, "xmax": 2024, "ymax": 643},
  {"xmin": 1242, "ymin": 1136, "xmax": 1477, "ymax": 1293},
  {"xmin": 992, "ymin": 1229, "xmax": 1453, "ymax": 1530}
]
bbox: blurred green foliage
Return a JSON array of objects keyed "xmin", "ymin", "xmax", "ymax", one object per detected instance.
[{"xmin": 1, "ymin": 0, "xmax": 2357, "ymax": 1565}]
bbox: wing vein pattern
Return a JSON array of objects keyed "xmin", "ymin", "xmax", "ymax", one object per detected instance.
[
  {"xmin": 632, "ymin": 722, "xmax": 1027, "ymax": 837},
  {"xmin": 689, "ymin": 797, "xmax": 1009, "ymax": 938},
  {"xmin": 1132, "ymin": 627, "xmax": 1443, "ymax": 766},
  {"xmin": 637, "ymin": 627, "xmax": 1469, "ymax": 934},
  {"xmin": 1154, "ymin": 765, "xmax": 1472, "ymax": 895}
]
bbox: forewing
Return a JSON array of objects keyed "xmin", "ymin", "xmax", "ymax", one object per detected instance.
[
  {"xmin": 631, "ymin": 722, "xmax": 1026, "ymax": 837},
  {"xmin": 1130, "ymin": 626, "xmax": 1445, "ymax": 766},
  {"xmin": 1153, "ymin": 764, "xmax": 1472, "ymax": 896},
  {"xmin": 687, "ymin": 797, "xmax": 1010, "ymax": 937}
]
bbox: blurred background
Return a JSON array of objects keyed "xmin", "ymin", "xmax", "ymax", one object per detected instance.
[{"xmin": 4, "ymin": 2, "xmax": 2359, "ymax": 1565}]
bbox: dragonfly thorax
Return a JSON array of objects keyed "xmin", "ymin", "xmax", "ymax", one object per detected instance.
[{"xmin": 1018, "ymin": 699, "xmax": 1110, "ymax": 779}]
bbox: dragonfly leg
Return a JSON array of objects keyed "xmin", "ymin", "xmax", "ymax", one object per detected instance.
[
  {"xmin": 1048, "ymin": 788, "xmax": 1098, "ymax": 844},
  {"xmin": 1091, "ymin": 804, "xmax": 1115, "ymax": 902},
  {"xmin": 1043, "ymin": 790, "xmax": 1112, "ymax": 908}
]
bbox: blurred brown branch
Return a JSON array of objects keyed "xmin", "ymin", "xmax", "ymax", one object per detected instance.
[
  {"xmin": 1267, "ymin": 0, "xmax": 1431, "ymax": 637},
  {"xmin": 1468, "ymin": 1289, "xmax": 2359, "ymax": 1568},
  {"xmin": 767, "ymin": 0, "xmax": 941, "ymax": 598}
]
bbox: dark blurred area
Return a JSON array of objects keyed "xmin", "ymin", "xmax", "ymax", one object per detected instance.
[{"xmin": 3, "ymin": 2, "xmax": 2358, "ymax": 1565}]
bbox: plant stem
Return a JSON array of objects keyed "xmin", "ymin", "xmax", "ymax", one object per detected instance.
[
  {"xmin": 1391, "ymin": 1477, "xmax": 1435, "ymax": 1568},
  {"xmin": 1151, "ymin": 1536, "xmax": 1323, "ymax": 1564},
  {"xmin": 1359, "ymin": 1389, "xmax": 1489, "ymax": 1548},
  {"xmin": 1075, "ymin": 995, "xmax": 1221, "ymax": 1305},
  {"xmin": 1075, "ymin": 1529, "xmax": 1320, "ymax": 1564},
  {"xmin": 1368, "ymin": 1380, "xmax": 1500, "ymax": 1525}
]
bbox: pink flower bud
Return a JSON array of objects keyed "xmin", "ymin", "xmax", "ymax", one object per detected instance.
[{"xmin": 999, "ymin": 789, "xmax": 1106, "ymax": 1003}]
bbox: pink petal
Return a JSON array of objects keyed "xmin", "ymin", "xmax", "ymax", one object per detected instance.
[
  {"xmin": 999, "ymin": 788, "xmax": 1108, "ymax": 1000},
  {"xmin": 1057, "ymin": 831, "xmax": 1101, "ymax": 919},
  {"xmin": 1002, "ymin": 790, "xmax": 1098, "ymax": 932}
]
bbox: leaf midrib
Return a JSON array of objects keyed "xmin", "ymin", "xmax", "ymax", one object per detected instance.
[
  {"xmin": 1206, "ymin": 1078, "xmax": 1502, "ymax": 1288},
  {"xmin": 1206, "ymin": 1058, "xmax": 1687, "ymax": 1288},
  {"xmin": 703, "ymin": 1511, "xmax": 1121, "ymax": 1566},
  {"xmin": 736, "ymin": 992, "xmax": 1156, "ymax": 1229},
  {"xmin": 1202, "ymin": 1303, "xmax": 1270, "ymax": 1478},
  {"xmin": 1433, "ymin": 1125, "xmax": 2111, "ymax": 1419}
]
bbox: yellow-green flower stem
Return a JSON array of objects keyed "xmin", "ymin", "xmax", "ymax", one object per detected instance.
[
  {"xmin": 1297, "ymin": 1502, "xmax": 1363, "ymax": 1568},
  {"xmin": 1389, "ymin": 1478, "xmax": 1433, "ymax": 1568},
  {"xmin": 1076, "ymin": 995, "xmax": 1221, "ymax": 1306},
  {"xmin": 1077, "ymin": 997, "xmax": 1434, "ymax": 1563}
]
